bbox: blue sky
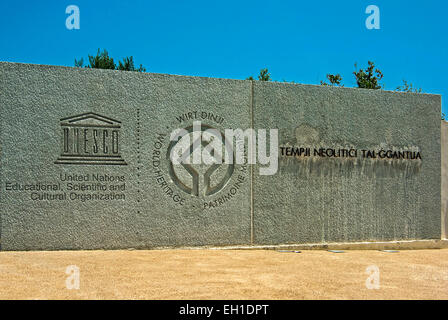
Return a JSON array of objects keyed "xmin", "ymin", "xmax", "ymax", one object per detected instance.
[{"xmin": 0, "ymin": 0, "xmax": 446, "ymax": 114}]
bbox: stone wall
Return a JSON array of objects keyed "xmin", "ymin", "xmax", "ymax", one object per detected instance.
[
  {"xmin": 441, "ymin": 121, "xmax": 448, "ymax": 239},
  {"xmin": 0, "ymin": 62, "xmax": 442, "ymax": 250}
]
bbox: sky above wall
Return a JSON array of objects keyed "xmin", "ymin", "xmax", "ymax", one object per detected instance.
[{"xmin": 0, "ymin": 0, "xmax": 446, "ymax": 114}]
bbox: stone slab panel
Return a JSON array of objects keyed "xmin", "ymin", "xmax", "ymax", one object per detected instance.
[
  {"xmin": 0, "ymin": 62, "xmax": 251, "ymax": 250},
  {"xmin": 441, "ymin": 120, "xmax": 448, "ymax": 239},
  {"xmin": 253, "ymin": 82, "xmax": 441, "ymax": 244}
]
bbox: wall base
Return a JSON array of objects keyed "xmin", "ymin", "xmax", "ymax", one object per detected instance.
[{"xmin": 184, "ymin": 239, "xmax": 448, "ymax": 251}]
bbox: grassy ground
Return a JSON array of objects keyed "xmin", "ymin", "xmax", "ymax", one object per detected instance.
[{"xmin": 0, "ymin": 249, "xmax": 447, "ymax": 299}]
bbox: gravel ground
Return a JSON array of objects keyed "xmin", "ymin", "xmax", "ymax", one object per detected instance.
[{"xmin": 0, "ymin": 249, "xmax": 447, "ymax": 300}]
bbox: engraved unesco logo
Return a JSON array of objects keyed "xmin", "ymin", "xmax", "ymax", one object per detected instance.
[
  {"xmin": 167, "ymin": 123, "xmax": 235, "ymax": 197},
  {"xmin": 151, "ymin": 112, "xmax": 258, "ymax": 208},
  {"xmin": 55, "ymin": 112, "xmax": 127, "ymax": 165}
]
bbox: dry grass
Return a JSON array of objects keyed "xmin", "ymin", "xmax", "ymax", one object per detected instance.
[{"xmin": 0, "ymin": 249, "xmax": 447, "ymax": 299}]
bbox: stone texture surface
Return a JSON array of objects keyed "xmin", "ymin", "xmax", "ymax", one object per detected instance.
[
  {"xmin": 442, "ymin": 121, "xmax": 448, "ymax": 239},
  {"xmin": 0, "ymin": 62, "xmax": 442, "ymax": 250},
  {"xmin": 0, "ymin": 62, "xmax": 251, "ymax": 250},
  {"xmin": 253, "ymin": 81, "xmax": 441, "ymax": 244}
]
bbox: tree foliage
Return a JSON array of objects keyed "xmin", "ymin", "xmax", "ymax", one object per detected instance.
[
  {"xmin": 87, "ymin": 49, "xmax": 115, "ymax": 70},
  {"xmin": 320, "ymin": 74, "xmax": 343, "ymax": 87},
  {"xmin": 258, "ymin": 68, "xmax": 271, "ymax": 81},
  {"xmin": 247, "ymin": 68, "xmax": 271, "ymax": 81},
  {"xmin": 117, "ymin": 56, "xmax": 146, "ymax": 72},
  {"xmin": 74, "ymin": 49, "xmax": 146, "ymax": 72},
  {"xmin": 74, "ymin": 58, "xmax": 84, "ymax": 68},
  {"xmin": 353, "ymin": 61, "xmax": 383, "ymax": 89}
]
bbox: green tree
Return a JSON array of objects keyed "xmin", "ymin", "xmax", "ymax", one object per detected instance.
[
  {"xmin": 87, "ymin": 49, "xmax": 116, "ymax": 70},
  {"xmin": 117, "ymin": 56, "xmax": 146, "ymax": 72},
  {"xmin": 74, "ymin": 49, "xmax": 146, "ymax": 72},
  {"xmin": 247, "ymin": 68, "xmax": 271, "ymax": 81},
  {"xmin": 258, "ymin": 68, "xmax": 271, "ymax": 81},
  {"xmin": 74, "ymin": 58, "xmax": 84, "ymax": 68},
  {"xmin": 320, "ymin": 74, "xmax": 343, "ymax": 87},
  {"xmin": 353, "ymin": 61, "xmax": 383, "ymax": 89}
]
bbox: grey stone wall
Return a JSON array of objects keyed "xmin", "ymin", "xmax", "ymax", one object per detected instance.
[
  {"xmin": 0, "ymin": 62, "xmax": 442, "ymax": 250},
  {"xmin": 253, "ymin": 82, "xmax": 440, "ymax": 244},
  {"xmin": 442, "ymin": 121, "xmax": 448, "ymax": 239}
]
